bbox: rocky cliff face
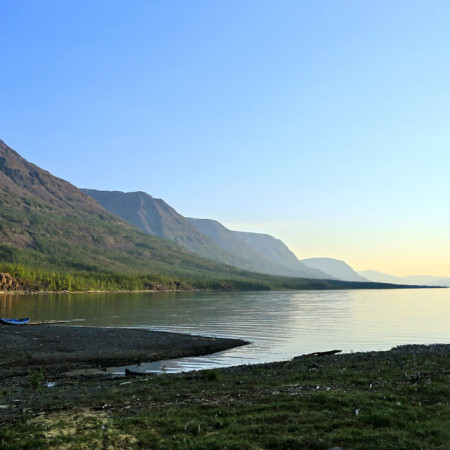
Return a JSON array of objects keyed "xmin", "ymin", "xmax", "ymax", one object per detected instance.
[{"xmin": 0, "ymin": 273, "xmax": 36, "ymax": 292}]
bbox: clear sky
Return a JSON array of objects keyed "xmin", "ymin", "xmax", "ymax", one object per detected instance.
[{"xmin": 1, "ymin": 1, "xmax": 449, "ymax": 277}]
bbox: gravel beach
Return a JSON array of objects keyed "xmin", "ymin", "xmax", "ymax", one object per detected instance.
[
  {"xmin": 0, "ymin": 322, "xmax": 448, "ymax": 449},
  {"xmin": 0, "ymin": 324, "xmax": 249, "ymax": 378}
]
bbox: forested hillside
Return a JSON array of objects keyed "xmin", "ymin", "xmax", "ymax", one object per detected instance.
[
  {"xmin": 0, "ymin": 139, "xmax": 405, "ymax": 292},
  {"xmin": 0, "ymin": 139, "xmax": 264, "ymax": 290}
]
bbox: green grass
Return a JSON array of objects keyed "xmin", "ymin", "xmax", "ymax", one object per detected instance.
[{"xmin": 1, "ymin": 346, "xmax": 449, "ymax": 449}]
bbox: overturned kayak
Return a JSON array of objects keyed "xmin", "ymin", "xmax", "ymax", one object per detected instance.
[{"xmin": 0, "ymin": 318, "xmax": 30, "ymax": 325}]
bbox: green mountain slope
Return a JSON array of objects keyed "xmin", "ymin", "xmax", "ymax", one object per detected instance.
[
  {"xmin": 0, "ymin": 139, "xmax": 412, "ymax": 292},
  {"xmin": 0, "ymin": 140, "xmax": 248, "ymax": 282}
]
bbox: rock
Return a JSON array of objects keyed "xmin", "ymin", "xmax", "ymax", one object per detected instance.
[
  {"xmin": 0, "ymin": 273, "xmax": 20, "ymax": 291},
  {"xmin": 0, "ymin": 272, "xmax": 36, "ymax": 292}
]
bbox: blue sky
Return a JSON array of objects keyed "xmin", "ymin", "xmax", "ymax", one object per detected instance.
[{"xmin": 1, "ymin": 1, "xmax": 449, "ymax": 276}]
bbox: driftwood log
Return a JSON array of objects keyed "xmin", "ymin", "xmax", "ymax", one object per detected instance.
[
  {"xmin": 294, "ymin": 349, "xmax": 342, "ymax": 359},
  {"xmin": 125, "ymin": 368, "xmax": 152, "ymax": 377}
]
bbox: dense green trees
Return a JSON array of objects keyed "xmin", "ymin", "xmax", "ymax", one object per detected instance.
[{"xmin": 0, "ymin": 260, "xmax": 404, "ymax": 293}]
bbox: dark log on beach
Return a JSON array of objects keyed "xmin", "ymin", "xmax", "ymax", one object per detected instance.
[
  {"xmin": 125, "ymin": 368, "xmax": 152, "ymax": 377},
  {"xmin": 295, "ymin": 349, "xmax": 342, "ymax": 359}
]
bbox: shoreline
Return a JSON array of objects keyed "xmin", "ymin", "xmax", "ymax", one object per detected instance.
[
  {"xmin": 0, "ymin": 325, "xmax": 249, "ymax": 378},
  {"xmin": 1, "ymin": 322, "xmax": 448, "ymax": 378},
  {"xmin": 1, "ymin": 324, "xmax": 448, "ymax": 447},
  {"xmin": 1, "ymin": 338, "xmax": 449, "ymax": 445},
  {"xmin": 0, "ymin": 288, "xmax": 195, "ymax": 295},
  {"xmin": 1, "ymin": 285, "xmax": 447, "ymax": 296}
]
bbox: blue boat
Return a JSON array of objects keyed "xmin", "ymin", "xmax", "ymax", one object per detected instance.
[{"xmin": 0, "ymin": 318, "xmax": 30, "ymax": 325}]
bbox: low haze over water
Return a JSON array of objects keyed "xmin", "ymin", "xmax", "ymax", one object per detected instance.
[{"xmin": 2, "ymin": 289, "xmax": 449, "ymax": 373}]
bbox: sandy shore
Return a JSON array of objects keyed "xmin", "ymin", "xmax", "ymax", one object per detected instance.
[{"xmin": 0, "ymin": 324, "xmax": 249, "ymax": 378}]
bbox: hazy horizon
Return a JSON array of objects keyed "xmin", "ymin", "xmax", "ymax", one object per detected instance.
[{"xmin": 2, "ymin": 1, "xmax": 449, "ymax": 277}]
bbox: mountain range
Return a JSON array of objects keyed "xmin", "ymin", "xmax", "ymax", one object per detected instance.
[
  {"xmin": 359, "ymin": 270, "xmax": 450, "ymax": 287},
  {"xmin": 302, "ymin": 258, "xmax": 368, "ymax": 282},
  {"xmin": 81, "ymin": 190, "xmax": 450, "ymax": 287},
  {"xmin": 83, "ymin": 189, "xmax": 328, "ymax": 279},
  {"xmin": 187, "ymin": 219, "xmax": 326, "ymax": 278},
  {"xmin": 1, "ymin": 139, "xmax": 444, "ymax": 290},
  {"xmin": 80, "ymin": 189, "xmax": 449, "ymax": 286},
  {"xmin": 0, "ymin": 139, "xmax": 224, "ymax": 279},
  {"xmin": 2, "ymin": 138, "xmax": 388, "ymax": 291},
  {"xmin": 80, "ymin": 189, "xmax": 247, "ymax": 269}
]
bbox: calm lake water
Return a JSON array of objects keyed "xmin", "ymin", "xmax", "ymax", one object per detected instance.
[{"xmin": 1, "ymin": 289, "xmax": 449, "ymax": 373}]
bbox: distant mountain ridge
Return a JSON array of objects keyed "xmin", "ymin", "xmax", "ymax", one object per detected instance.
[
  {"xmin": 232, "ymin": 230, "xmax": 307, "ymax": 270},
  {"xmin": 1, "ymin": 138, "xmax": 428, "ymax": 292},
  {"xmin": 82, "ymin": 189, "xmax": 330, "ymax": 278},
  {"xmin": 302, "ymin": 258, "xmax": 368, "ymax": 282},
  {"xmin": 359, "ymin": 270, "xmax": 450, "ymax": 287},
  {"xmin": 81, "ymin": 189, "xmax": 248, "ymax": 268},
  {"xmin": 86, "ymin": 190, "xmax": 408, "ymax": 282},
  {"xmin": 188, "ymin": 218, "xmax": 328, "ymax": 279}
]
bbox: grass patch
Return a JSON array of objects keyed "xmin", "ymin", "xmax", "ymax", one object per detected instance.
[{"xmin": 1, "ymin": 345, "xmax": 449, "ymax": 449}]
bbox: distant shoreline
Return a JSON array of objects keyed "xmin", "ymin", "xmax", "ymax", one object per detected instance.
[
  {"xmin": 0, "ymin": 288, "xmax": 195, "ymax": 295},
  {"xmin": 1, "ymin": 284, "xmax": 445, "ymax": 296}
]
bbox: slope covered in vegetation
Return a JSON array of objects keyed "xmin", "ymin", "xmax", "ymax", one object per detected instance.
[{"xmin": 0, "ymin": 140, "xmax": 413, "ymax": 292}]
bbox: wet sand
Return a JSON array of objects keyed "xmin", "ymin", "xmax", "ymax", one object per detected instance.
[{"xmin": 0, "ymin": 324, "xmax": 249, "ymax": 378}]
